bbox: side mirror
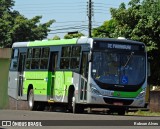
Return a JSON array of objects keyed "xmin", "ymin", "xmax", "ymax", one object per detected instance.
[{"xmin": 147, "ymin": 62, "xmax": 151, "ymax": 77}]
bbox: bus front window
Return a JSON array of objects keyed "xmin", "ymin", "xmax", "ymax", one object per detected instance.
[{"xmin": 92, "ymin": 51, "xmax": 145, "ymax": 86}]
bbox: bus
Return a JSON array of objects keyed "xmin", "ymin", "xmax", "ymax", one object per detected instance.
[{"xmin": 8, "ymin": 37, "xmax": 148, "ymax": 115}]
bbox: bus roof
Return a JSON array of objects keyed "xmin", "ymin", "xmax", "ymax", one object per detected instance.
[
  {"xmin": 12, "ymin": 38, "xmax": 78, "ymax": 48},
  {"xmin": 12, "ymin": 42, "xmax": 28, "ymax": 48},
  {"xmin": 92, "ymin": 38, "xmax": 144, "ymax": 45},
  {"xmin": 28, "ymin": 38, "xmax": 78, "ymax": 47},
  {"xmin": 12, "ymin": 37, "xmax": 144, "ymax": 48}
]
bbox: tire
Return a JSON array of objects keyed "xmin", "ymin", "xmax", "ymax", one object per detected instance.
[
  {"xmin": 28, "ymin": 89, "xmax": 37, "ymax": 111},
  {"xmin": 68, "ymin": 90, "xmax": 74, "ymax": 112},
  {"xmin": 109, "ymin": 107, "xmax": 126, "ymax": 115},
  {"xmin": 117, "ymin": 109, "xmax": 126, "ymax": 115},
  {"xmin": 68, "ymin": 91, "xmax": 84, "ymax": 114},
  {"xmin": 72, "ymin": 93, "xmax": 84, "ymax": 113}
]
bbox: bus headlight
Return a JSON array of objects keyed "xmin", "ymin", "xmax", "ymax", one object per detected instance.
[
  {"xmin": 137, "ymin": 88, "xmax": 146, "ymax": 99},
  {"xmin": 90, "ymin": 83, "xmax": 101, "ymax": 95}
]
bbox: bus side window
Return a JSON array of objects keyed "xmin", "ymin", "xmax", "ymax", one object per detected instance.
[
  {"xmin": 70, "ymin": 46, "xmax": 81, "ymax": 69},
  {"xmin": 60, "ymin": 46, "xmax": 71, "ymax": 69},
  {"xmin": 25, "ymin": 48, "xmax": 32, "ymax": 70},
  {"xmin": 40, "ymin": 48, "xmax": 49, "ymax": 69},
  {"xmin": 30, "ymin": 48, "xmax": 41, "ymax": 69},
  {"xmin": 10, "ymin": 49, "xmax": 19, "ymax": 70}
]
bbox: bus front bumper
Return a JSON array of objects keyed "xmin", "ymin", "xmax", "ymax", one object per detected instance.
[{"xmin": 87, "ymin": 92, "xmax": 146, "ymax": 108}]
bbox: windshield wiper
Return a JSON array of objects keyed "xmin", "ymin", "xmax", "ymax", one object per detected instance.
[{"xmin": 123, "ymin": 52, "xmax": 134, "ymax": 69}]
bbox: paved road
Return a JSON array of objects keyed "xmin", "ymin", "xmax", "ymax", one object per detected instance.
[{"xmin": 0, "ymin": 110, "xmax": 160, "ymax": 129}]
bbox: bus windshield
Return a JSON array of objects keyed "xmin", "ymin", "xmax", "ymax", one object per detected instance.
[{"xmin": 91, "ymin": 51, "xmax": 145, "ymax": 86}]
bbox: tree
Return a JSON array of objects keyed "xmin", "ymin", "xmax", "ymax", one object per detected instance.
[
  {"xmin": 0, "ymin": 0, "xmax": 55, "ymax": 47},
  {"xmin": 93, "ymin": 0, "xmax": 160, "ymax": 85},
  {"xmin": 53, "ymin": 35, "xmax": 60, "ymax": 40},
  {"xmin": 110, "ymin": 0, "xmax": 160, "ymax": 85},
  {"xmin": 110, "ymin": 0, "xmax": 160, "ymax": 51},
  {"xmin": 64, "ymin": 32, "xmax": 84, "ymax": 39},
  {"xmin": 92, "ymin": 19, "xmax": 117, "ymax": 38}
]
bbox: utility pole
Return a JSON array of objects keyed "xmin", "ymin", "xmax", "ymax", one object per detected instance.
[{"xmin": 87, "ymin": 0, "xmax": 93, "ymax": 38}]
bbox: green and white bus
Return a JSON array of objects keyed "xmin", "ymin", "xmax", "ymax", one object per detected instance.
[{"xmin": 8, "ymin": 37, "xmax": 148, "ymax": 115}]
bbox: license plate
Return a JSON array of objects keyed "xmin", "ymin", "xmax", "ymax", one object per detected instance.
[{"xmin": 113, "ymin": 102, "xmax": 123, "ymax": 106}]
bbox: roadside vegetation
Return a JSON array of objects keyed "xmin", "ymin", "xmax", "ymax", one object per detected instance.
[{"xmin": 127, "ymin": 110, "xmax": 160, "ymax": 116}]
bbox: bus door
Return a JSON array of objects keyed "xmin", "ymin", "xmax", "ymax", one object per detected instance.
[
  {"xmin": 8, "ymin": 48, "xmax": 19, "ymax": 99},
  {"xmin": 80, "ymin": 52, "xmax": 88, "ymax": 103},
  {"xmin": 18, "ymin": 52, "xmax": 26, "ymax": 97},
  {"xmin": 49, "ymin": 52, "xmax": 58, "ymax": 99}
]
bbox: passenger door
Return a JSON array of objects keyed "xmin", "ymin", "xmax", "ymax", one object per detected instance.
[
  {"xmin": 18, "ymin": 52, "xmax": 26, "ymax": 97},
  {"xmin": 80, "ymin": 52, "xmax": 88, "ymax": 102},
  {"xmin": 49, "ymin": 52, "xmax": 58, "ymax": 99},
  {"xmin": 8, "ymin": 49, "xmax": 19, "ymax": 99}
]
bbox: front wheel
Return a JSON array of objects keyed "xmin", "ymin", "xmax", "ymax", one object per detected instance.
[
  {"xmin": 117, "ymin": 109, "xmax": 126, "ymax": 115},
  {"xmin": 72, "ymin": 93, "xmax": 84, "ymax": 113},
  {"xmin": 68, "ymin": 91, "xmax": 84, "ymax": 113},
  {"xmin": 109, "ymin": 107, "xmax": 126, "ymax": 115}
]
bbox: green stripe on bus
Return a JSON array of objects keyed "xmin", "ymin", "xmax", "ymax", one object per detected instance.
[
  {"xmin": 28, "ymin": 38, "xmax": 78, "ymax": 47},
  {"xmin": 113, "ymin": 88, "xmax": 142, "ymax": 98}
]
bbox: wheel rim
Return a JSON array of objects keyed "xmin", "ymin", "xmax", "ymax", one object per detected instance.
[
  {"xmin": 29, "ymin": 92, "xmax": 33, "ymax": 108},
  {"xmin": 72, "ymin": 96, "xmax": 75, "ymax": 107}
]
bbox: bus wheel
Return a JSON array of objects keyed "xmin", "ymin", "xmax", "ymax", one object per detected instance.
[
  {"xmin": 72, "ymin": 93, "xmax": 84, "ymax": 113},
  {"xmin": 109, "ymin": 107, "xmax": 126, "ymax": 115},
  {"xmin": 117, "ymin": 108, "xmax": 126, "ymax": 116},
  {"xmin": 117, "ymin": 109, "xmax": 126, "ymax": 115},
  {"xmin": 28, "ymin": 89, "xmax": 37, "ymax": 111}
]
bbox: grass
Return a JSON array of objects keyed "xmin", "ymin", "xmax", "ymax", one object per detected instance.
[{"xmin": 127, "ymin": 110, "xmax": 160, "ymax": 116}]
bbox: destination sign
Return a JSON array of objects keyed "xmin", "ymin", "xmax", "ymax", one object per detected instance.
[
  {"xmin": 108, "ymin": 43, "xmax": 131, "ymax": 50},
  {"xmin": 93, "ymin": 41, "xmax": 145, "ymax": 51}
]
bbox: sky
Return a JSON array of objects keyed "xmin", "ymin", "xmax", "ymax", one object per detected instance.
[{"xmin": 13, "ymin": 0, "xmax": 131, "ymax": 39}]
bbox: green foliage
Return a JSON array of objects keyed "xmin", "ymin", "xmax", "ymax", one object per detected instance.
[
  {"xmin": 53, "ymin": 35, "xmax": 60, "ymax": 40},
  {"xmin": 93, "ymin": 19, "xmax": 117, "ymax": 38},
  {"xmin": 64, "ymin": 33, "xmax": 84, "ymax": 39},
  {"xmin": 110, "ymin": 0, "xmax": 160, "ymax": 51},
  {"xmin": 0, "ymin": 0, "xmax": 55, "ymax": 47},
  {"xmin": 127, "ymin": 110, "xmax": 160, "ymax": 116},
  {"xmin": 0, "ymin": 0, "xmax": 14, "ymax": 16},
  {"xmin": 92, "ymin": 0, "xmax": 160, "ymax": 85}
]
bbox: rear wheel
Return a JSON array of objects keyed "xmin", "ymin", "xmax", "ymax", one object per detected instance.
[{"xmin": 28, "ymin": 89, "xmax": 37, "ymax": 111}]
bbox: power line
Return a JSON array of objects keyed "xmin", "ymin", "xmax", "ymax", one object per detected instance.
[
  {"xmin": 16, "ymin": 11, "xmax": 85, "ymax": 15},
  {"xmin": 94, "ymin": 9, "xmax": 110, "ymax": 11},
  {"xmin": 94, "ymin": 2, "xmax": 120, "ymax": 7},
  {"xmin": 55, "ymin": 21, "xmax": 87, "ymax": 24},
  {"xmin": 14, "ymin": 8, "xmax": 86, "ymax": 11},
  {"xmin": 51, "ymin": 23, "xmax": 88, "ymax": 28},
  {"xmin": 14, "ymin": 4, "xmax": 86, "ymax": 9},
  {"xmin": 48, "ymin": 27, "xmax": 88, "ymax": 35},
  {"xmin": 10, "ymin": 1, "xmax": 114, "ymax": 37},
  {"xmin": 95, "ymin": 12, "xmax": 110, "ymax": 15},
  {"xmin": 50, "ymin": 26, "xmax": 88, "ymax": 31},
  {"xmin": 51, "ymin": 22, "xmax": 101, "ymax": 29},
  {"xmin": 15, "ymin": 2, "xmax": 86, "ymax": 6}
]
